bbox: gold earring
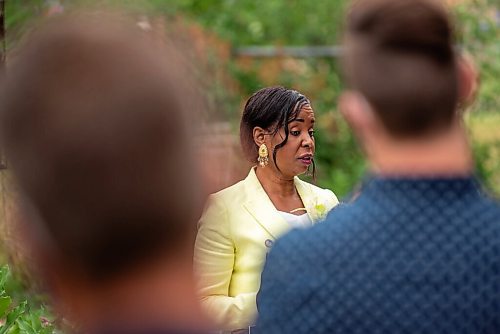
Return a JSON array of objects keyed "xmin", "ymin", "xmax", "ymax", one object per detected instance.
[{"xmin": 258, "ymin": 143, "xmax": 269, "ymax": 167}]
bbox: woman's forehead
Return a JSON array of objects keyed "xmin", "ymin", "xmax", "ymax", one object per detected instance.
[{"xmin": 295, "ymin": 105, "xmax": 315, "ymax": 119}]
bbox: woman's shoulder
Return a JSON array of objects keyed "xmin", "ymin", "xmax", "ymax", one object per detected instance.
[
  {"xmin": 207, "ymin": 175, "xmax": 255, "ymax": 210},
  {"xmin": 209, "ymin": 168, "xmax": 259, "ymax": 202},
  {"xmin": 211, "ymin": 179, "xmax": 246, "ymax": 200},
  {"xmin": 199, "ymin": 180, "xmax": 247, "ymax": 225},
  {"xmin": 199, "ymin": 176, "xmax": 253, "ymax": 226}
]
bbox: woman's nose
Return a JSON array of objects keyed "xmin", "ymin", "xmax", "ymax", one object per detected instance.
[{"xmin": 302, "ymin": 134, "xmax": 313, "ymax": 147}]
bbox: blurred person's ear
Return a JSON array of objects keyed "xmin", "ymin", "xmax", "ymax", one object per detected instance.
[
  {"xmin": 457, "ymin": 54, "xmax": 479, "ymax": 112},
  {"xmin": 339, "ymin": 91, "xmax": 377, "ymax": 141}
]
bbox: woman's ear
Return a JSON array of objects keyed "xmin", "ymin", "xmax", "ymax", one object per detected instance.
[{"xmin": 252, "ymin": 127, "xmax": 267, "ymax": 147}]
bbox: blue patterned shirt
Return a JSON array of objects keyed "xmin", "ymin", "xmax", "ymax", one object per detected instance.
[{"xmin": 257, "ymin": 176, "xmax": 500, "ymax": 333}]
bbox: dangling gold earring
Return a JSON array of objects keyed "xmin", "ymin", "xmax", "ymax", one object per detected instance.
[{"xmin": 257, "ymin": 143, "xmax": 269, "ymax": 167}]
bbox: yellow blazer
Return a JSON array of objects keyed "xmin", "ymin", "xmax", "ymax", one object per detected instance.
[{"xmin": 194, "ymin": 168, "xmax": 339, "ymax": 330}]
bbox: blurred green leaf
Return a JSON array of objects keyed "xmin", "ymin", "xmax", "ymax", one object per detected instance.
[
  {"xmin": 5, "ymin": 301, "xmax": 27, "ymax": 326},
  {"xmin": 0, "ymin": 296, "xmax": 12, "ymax": 319}
]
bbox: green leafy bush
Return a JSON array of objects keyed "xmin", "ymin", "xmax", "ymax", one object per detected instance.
[{"xmin": 0, "ymin": 266, "xmax": 55, "ymax": 334}]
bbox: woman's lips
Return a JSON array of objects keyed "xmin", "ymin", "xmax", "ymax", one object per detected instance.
[{"xmin": 298, "ymin": 155, "xmax": 313, "ymax": 166}]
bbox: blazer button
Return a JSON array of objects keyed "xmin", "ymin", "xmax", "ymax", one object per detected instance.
[{"xmin": 265, "ymin": 239, "xmax": 274, "ymax": 248}]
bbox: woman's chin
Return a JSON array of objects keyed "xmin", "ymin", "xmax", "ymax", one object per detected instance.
[{"xmin": 294, "ymin": 166, "xmax": 309, "ymax": 176}]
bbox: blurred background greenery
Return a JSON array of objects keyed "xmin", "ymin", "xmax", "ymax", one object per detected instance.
[
  {"xmin": 4, "ymin": 0, "xmax": 499, "ymax": 197},
  {"xmin": 0, "ymin": 0, "xmax": 499, "ymax": 332}
]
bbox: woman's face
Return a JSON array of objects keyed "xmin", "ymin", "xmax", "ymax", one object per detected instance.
[{"xmin": 268, "ymin": 105, "xmax": 315, "ymax": 179}]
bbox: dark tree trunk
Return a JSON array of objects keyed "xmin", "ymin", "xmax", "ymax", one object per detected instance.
[
  {"xmin": 0, "ymin": 0, "xmax": 4, "ymax": 72},
  {"xmin": 0, "ymin": 0, "xmax": 6, "ymax": 170}
]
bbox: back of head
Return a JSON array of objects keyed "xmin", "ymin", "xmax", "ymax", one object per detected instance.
[
  {"xmin": 343, "ymin": 0, "xmax": 459, "ymax": 138},
  {"xmin": 0, "ymin": 13, "xmax": 203, "ymax": 282}
]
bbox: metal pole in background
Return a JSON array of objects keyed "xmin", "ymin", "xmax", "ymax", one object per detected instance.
[{"xmin": 233, "ymin": 45, "xmax": 344, "ymax": 58}]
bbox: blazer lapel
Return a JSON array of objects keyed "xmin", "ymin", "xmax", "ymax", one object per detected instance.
[
  {"xmin": 242, "ymin": 169, "xmax": 290, "ymax": 240},
  {"xmin": 295, "ymin": 177, "xmax": 320, "ymax": 223}
]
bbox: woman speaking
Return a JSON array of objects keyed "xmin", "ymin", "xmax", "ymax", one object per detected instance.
[{"xmin": 194, "ymin": 86, "xmax": 339, "ymax": 331}]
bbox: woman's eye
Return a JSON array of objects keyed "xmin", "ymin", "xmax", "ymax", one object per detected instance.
[
  {"xmin": 309, "ymin": 130, "xmax": 315, "ymax": 137},
  {"xmin": 290, "ymin": 130, "xmax": 300, "ymax": 136}
]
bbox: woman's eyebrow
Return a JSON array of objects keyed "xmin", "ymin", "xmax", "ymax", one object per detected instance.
[{"xmin": 291, "ymin": 118, "xmax": 315, "ymax": 123}]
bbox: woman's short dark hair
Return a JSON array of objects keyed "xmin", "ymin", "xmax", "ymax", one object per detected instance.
[{"xmin": 240, "ymin": 86, "xmax": 314, "ymax": 176}]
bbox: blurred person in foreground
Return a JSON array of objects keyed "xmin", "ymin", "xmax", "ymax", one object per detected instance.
[
  {"xmin": 0, "ymin": 13, "xmax": 210, "ymax": 334},
  {"xmin": 256, "ymin": 0, "xmax": 500, "ymax": 333},
  {"xmin": 194, "ymin": 86, "xmax": 339, "ymax": 332}
]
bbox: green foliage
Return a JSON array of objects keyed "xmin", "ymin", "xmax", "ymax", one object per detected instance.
[
  {"xmin": 170, "ymin": 0, "xmax": 347, "ymax": 46},
  {"xmin": 5, "ymin": 1, "xmax": 44, "ymax": 29},
  {"xmin": 4, "ymin": 0, "xmax": 498, "ymax": 198},
  {"xmin": 473, "ymin": 141, "xmax": 500, "ymax": 194},
  {"xmin": 455, "ymin": 1, "xmax": 500, "ymax": 196},
  {"xmin": 455, "ymin": 0, "xmax": 500, "ymax": 114},
  {"xmin": 0, "ymin": 266, "xmax": 55, "ymax": 334}
]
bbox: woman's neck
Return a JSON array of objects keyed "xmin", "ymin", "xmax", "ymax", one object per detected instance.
[
  {"xmin": 255, "ymin": 166, "xmax": 306, "ymax": 215},
  {"xmin": 255, "ymin": 166, "xmax": 296, "ymax": 198}
]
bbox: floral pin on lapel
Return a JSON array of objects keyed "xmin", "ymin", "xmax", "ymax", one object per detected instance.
[{"xmin": 311, "ymin": 202, "xmax": 328, "ymax": 222}]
